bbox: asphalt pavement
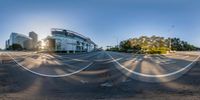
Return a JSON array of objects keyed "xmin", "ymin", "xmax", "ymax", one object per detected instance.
[{"xmin": 0, "ymin": 51, "xmax": 200, "ymax": 100}]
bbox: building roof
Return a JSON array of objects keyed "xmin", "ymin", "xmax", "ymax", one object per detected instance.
[
  {"xmin": 51, "ymin": 28, "xmax": 89, "ymax": 39},
  {"xmin": 51, "ymin": 28, "xmax": 96, "ymax": 45},
  {"xmin": 11, "ymin": 32, "xmax": 32, "ymax": 40}
]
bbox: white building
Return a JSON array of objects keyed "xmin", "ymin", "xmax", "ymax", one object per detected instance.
[{"xmin": 49, "ymin": 28, "xmax": 97, "ymax": 52}]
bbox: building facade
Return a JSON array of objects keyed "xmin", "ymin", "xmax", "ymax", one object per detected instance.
[
  {"xmin": 9, "ymin": 32, "xmax": 32, "ymax": 49},
  {"xmin": 6, "ymin": 32, "xmax": 38, "ymax": 50},
  {"xmin": 46, "ymin": 28, "xmax": 97, "ymax": 52},
  {"xmin": 29, "ymin": 31, "xmax": 38, "ymax": 50},
  {"xmin": 5, "ymin": 39, "xmax": 10, "ymax": 49}
]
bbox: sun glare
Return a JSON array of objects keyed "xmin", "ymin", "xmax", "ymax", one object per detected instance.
[
  {"xmin": 16, "ymin": 13, "xmax": 65, "ymax": 40},
  {"xmin": 41, "ymin": 40, "xmax": 46, "ymax": 49}
]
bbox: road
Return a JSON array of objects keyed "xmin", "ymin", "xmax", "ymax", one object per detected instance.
[{"xmin": 0, "ymin": 51, "xmax": 200, "ymax": 100}]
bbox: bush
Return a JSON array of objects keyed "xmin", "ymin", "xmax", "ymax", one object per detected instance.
[
  {"xmin": 147, "ymin": 47, "xmax": 169, "ymax": 54},
  {"xmin": 148, "ymin": 50, "xmax": 165, "ymax": 54}
]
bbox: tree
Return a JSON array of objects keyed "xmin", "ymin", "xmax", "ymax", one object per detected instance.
[
  {"xmin": 10, "ymin": 44, "xmax": 23, "ymax": 50},
  {"xmin": 108, "ymin": 36, "xmax": 199, "ymax": 54},
  {"xmin": 171, "ymin": 38, "xmax": 199, "ymax": 51},
  {"xmin": 120, "ymin": 40, "xmax": 131, "ymax": 51}
]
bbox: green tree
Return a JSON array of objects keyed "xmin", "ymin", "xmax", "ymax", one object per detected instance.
[
  {"xmin": 109, "ymin": 36, "xmax": 199, "ymax": 54},
  {"xmin": 171, "ymin": 38, "xmax": 199, "ymax": 51},
  {"xmin": 119, "ymin": 40, "xmax": 132, "ymax": 52},
  {"xmin": 10, "ymin": 44, "xmax": 23, "ymax": 50}
]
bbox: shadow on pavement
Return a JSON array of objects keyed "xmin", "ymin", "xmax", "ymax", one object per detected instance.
[{"xmin": 0, "ymin": 52, "xmax": 200, "ymax": 100}]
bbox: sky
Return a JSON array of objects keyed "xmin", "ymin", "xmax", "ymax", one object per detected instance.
[{"xmin": 0, "ymin": 0, "xmax": 200, "ymax": 49}]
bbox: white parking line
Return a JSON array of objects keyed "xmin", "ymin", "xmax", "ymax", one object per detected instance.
[
  {"xmin": 6, "ymin": 52, "xmax": 94, "ymax": 77},
  {"xmin": 182, "ymin": 56, "xmax": 190, "ymax": 59},
  {"xmin": 150, "ymin": 56, "xmax": 174, "ymax": 64},
  {"xmin": 58, "ymin": 56, "xmax": 89, "ymax": 62},
  {"xmin": 106, "ymin": 52, "xmax": 200, "ymax": 78},
  {"xmin": 104, "ymin": 57, "xmax": 123, "ymax": 64}
]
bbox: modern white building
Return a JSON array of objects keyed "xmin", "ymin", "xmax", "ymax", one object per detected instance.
[{"xmin": 47, "ymin": 28, "xmax": 97, "ymax": 52}]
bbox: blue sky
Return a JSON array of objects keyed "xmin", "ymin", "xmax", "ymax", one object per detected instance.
[{"xmin": 0, "ymin": 0, "xmax": 200, "ymax": 49}]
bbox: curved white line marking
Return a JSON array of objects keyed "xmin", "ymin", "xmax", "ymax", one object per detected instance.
[
  {"xmin": 106, "ymin": 52, "xmax": 200, "ymax": 78},
  {"xmin": 59, "ymin": 56, "xmax": 89, "ymax": 62},
  {"xmin": 6, "ymin": 52, "xmax": 93, "ymax": 78},
  {"xmin": 94, "ymin": 58, "xmax": 113, "ymax": 62}
]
